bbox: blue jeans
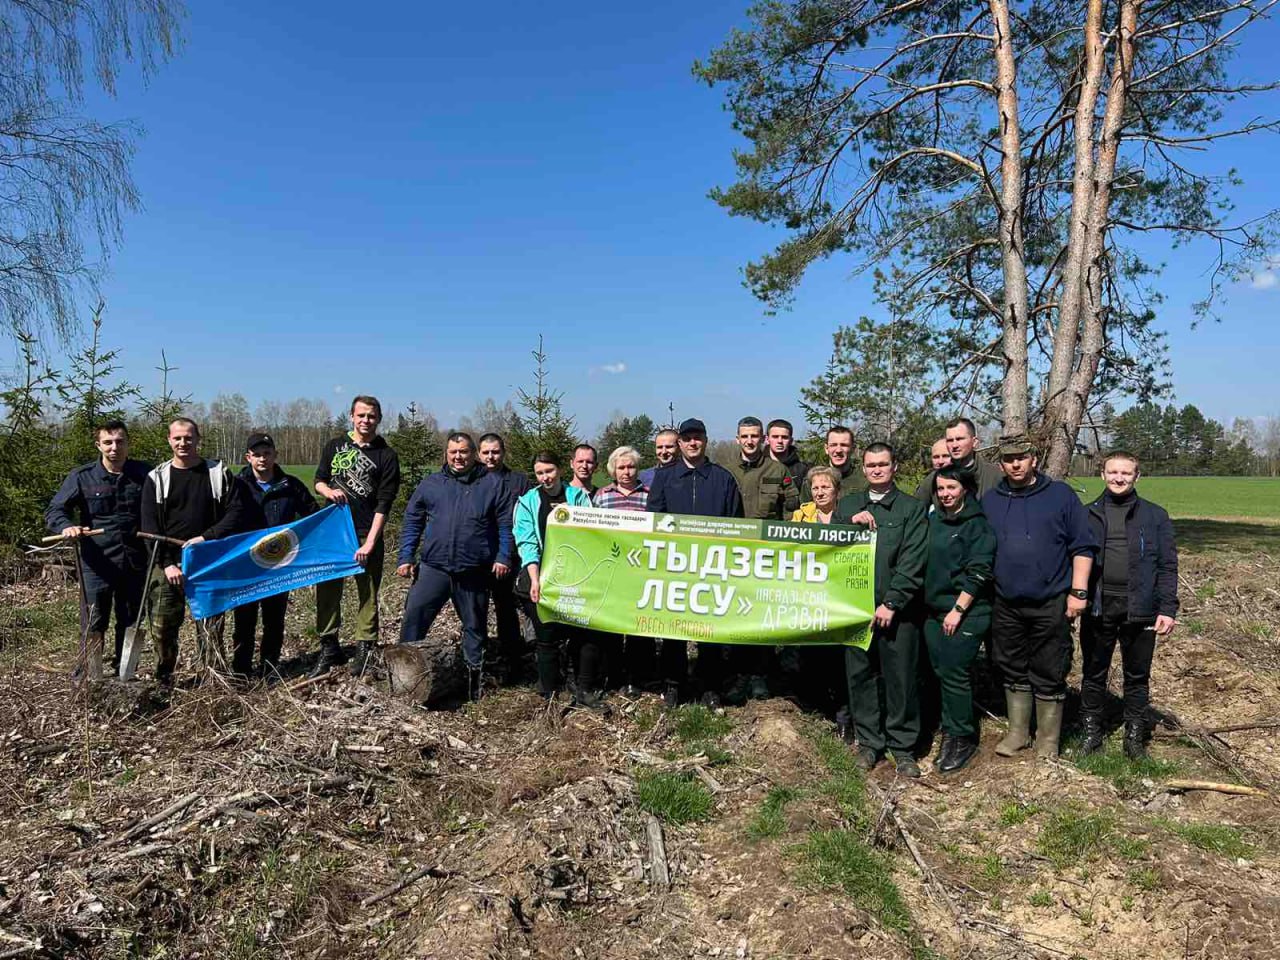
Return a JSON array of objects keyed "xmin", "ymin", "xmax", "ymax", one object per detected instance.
[{"xmin": 399, "ymin": 564, "xmax": 490, "ymax": 668}]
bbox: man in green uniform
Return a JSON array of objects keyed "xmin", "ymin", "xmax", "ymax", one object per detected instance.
[
  {"xmin": 727, "ymin": 416, "xmax": 799, "ymax": 520},
  {"xmin": 837, "ymin": 442, "xmax": 929, "ymax": 777}
]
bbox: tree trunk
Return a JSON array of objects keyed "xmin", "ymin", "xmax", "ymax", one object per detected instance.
[
  {"xmin": 1043, "ymin": 0, "xmax": 1106, "ymax": 429},
  {"xmin": 1044, "ymin": 0, "xmax": 1140, "ymax": 478},
  {"xmin": 989, "ymin": 0, "xmax": 1031, "ymax": 436}
]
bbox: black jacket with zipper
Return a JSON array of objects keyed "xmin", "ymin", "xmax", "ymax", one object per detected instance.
[{"xmin": 1085, "ymin": 490, "xmax": 1178, "ymax": 622}]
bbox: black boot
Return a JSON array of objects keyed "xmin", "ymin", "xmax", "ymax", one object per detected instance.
[
  {"xmin": 350, "ymin": 641, "xmax": 378, "ymax": 678},
  {"xmin": 308, "ymin": 637, "xmax": 346, "ymax": 678},
  {"xmin": 467, "ymin": 666, "xmax": 484, "ymax": 702},
  {"xmin": 935, "ymin": 735, "xmax": 956, "ymax": 771},
  {"xmin": 1123, "ymin": 719, "xmax": 1148, "ymax": 761},
  {"xmin": 1079, "ymin": 713, "xmax": 1106, "ymax": 756},
  {"xmin": 939, "ymin": 736, "xmax": 978, "ymax": 773}
]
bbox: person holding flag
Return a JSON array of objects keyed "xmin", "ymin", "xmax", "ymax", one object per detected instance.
[
  {"xmin": 311, "ymin": 396, "xmax": 401, "ymax": 678},
  {"xmin": 231, "ymin": 432, "xmax": 319, "ymax": 682},
  {"xmin": 139, "ymin": 417, "xmax": 259, "ymax": 685}
]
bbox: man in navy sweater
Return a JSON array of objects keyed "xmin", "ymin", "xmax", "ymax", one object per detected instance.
[
  {"xmin": 397, "ymin": 432, "xmax": 516, "ymax": 700},
  {"xmin": 981, "ymin": 437, "xmax": 1097, "ymax": 759},
  {"xmin": 646, "ymin": 418, "xmax": 745, "ymax": 707}
]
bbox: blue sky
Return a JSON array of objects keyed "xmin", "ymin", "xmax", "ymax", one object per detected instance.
[{"xmin": 7, "ymin": 1, "xmax": 1280, "ymax": 440}]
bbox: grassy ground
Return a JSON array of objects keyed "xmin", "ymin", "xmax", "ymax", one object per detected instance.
[{"xmin": 1067, "ymin": 476, "xmax": 1280, "ymax": 521}]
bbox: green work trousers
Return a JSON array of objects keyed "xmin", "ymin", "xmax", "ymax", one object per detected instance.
[
  {"xmin": 844, "ymin": 616, "xmax": 921, "ymax": 757},
  {"xmin": 315, "ymin": 540, "xmax": 384, "ymax": 645},
  {"xmin": 923, "ymin": 612, "xmax": 990, "ymax": 739}
]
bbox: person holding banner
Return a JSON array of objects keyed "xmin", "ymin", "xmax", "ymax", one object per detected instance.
[
  {"xmin": 140, "ymin": 418, "xmax": 259, "ymax": 685},
  {"xmin": 45, "ymin": 419, "xmax": 151, "ymax": 678},
  {"xmin": 836, "ymin": 442, "xmax": 929, "ymax": 777},
  {"xmin": 647, "ymin": 417, "xmax": 745, "ymax": 708},
  {"xmin": 593, "ymin": 445, "xmax": 651, "ymax": 695},
  {"xmin": 231, "ymin": 432, "xmax": 318, "ymax": 681},
  {"xmin": 791, "ymin": 465, "xmax": 849, "ymax": 713},
  {"xmin": 513, "ymin": 451, "xmax": 595, "ymax": 702},
  {"xmin": 312, "ymin": 396, "xmax": 401, "ymax": 678},
  {"xmin": 396, "ymin": 432, "xmax": 515, "ymax": 702},
  {"xmin": 923, "ymin": 465, "xmax": 996, "ymax": 773}
]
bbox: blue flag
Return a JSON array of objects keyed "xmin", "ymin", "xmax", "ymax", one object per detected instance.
[{"xmin": 182, "ymin": 505, "xmax": 363, "ymax": 619}]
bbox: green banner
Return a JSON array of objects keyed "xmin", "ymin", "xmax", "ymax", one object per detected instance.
[{"xmin": 538, "ymin": 507, "xmax": 876, "ymax": 648}]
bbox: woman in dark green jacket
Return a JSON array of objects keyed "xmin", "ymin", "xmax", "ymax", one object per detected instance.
[{"xmin": 924, "ymin": 465, "xmax": 997, "ymax": 773}]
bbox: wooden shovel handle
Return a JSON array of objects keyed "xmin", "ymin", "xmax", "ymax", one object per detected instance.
[
  {"xmin": 40, "ymin": 528, "xmax": 104, "ymax": 543},
  {"xmin": 137, "ymin": 531, "xmax": 187, "ymax": 547}
]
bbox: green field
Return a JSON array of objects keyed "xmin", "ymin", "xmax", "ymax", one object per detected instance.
[
  {"xmin": 285, "ymin": 465, "xmax": 1280, "ymax": 523},
  {"xmin": 1066, "ymin": 476, "xmax": 1280, "ymax": 521}
]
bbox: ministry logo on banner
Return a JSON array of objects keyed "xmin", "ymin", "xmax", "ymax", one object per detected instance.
[{"xmin": 182, "ymin": 505, "xmax": 363, "ymax": 619}]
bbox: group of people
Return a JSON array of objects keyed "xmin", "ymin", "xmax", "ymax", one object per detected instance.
[{"xmin": 46, "ymin": 399, "xmax": 1179, "ymax": 776}]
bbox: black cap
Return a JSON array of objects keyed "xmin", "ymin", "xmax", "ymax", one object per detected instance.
[
  {"xmin": 245, "ymin": 432, "xmax": 275, "ymax": 451},
  {"xmin": 677, "ymin": 418, "xmax": 707, "ymax": 436}
]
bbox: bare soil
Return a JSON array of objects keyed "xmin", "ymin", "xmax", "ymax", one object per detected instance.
[{"xmin": 1, "ymin": 539, "xmax": 1277, "ymax": 959}]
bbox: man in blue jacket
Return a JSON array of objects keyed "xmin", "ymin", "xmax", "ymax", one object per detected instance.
[
  {"xmin": 647, "ymin": 418, "xmax": 745, "ymax": 707},
  {"xmin": 45, "ymin": 419, "xmax": 151, "ymax": 679},
  {"xmin": 232, "ymin": 432, "xmax": 317, "ymax": 681},
  {"xmin": 396, "ymin": 432, "xmax": 516, "ymax": 700},
  {"xmin": 1080, "ymin": 451, "xmax": 1178, "ymax": 760},
  {"xmin": 981, "ymin": 437, "xmax": 1097, "ymax": 759}
]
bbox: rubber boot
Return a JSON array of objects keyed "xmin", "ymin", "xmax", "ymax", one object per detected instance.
[
  {"xmin": 535, "ymin": 645, "xmax": 560, "ymax": 698},
  {"xmin": 1123, "ymin": 719, "xmax": 1148, "ymax": 761},
  {"xmin": 1034, "ymin": 698, "xmax": 1064, "ymax": 759},
  {"xmin": 995, "ymin": 689, "xmax": 1034, "ymax": 756},
  {"xmin": 1079, "ymin": 713, "xmax": 1106, "ymax": 756}
]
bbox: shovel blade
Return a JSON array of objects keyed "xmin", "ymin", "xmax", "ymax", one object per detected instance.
[{"xmin": 120, "ymin": 624, "xmax": 146, "ymax": 680}]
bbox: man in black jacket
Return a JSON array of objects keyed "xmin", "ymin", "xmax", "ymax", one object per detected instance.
[
  {"xmin": 45, "ymin": 419, "xmax": 151, "ymax": 678},
  {"xmin": 478, "ymin": 432, "xmax": 530, "ymax": 682},
  {"xmin": 232, "ymin": 432, "xmax": 318, "ymax": 681},
  {"xmin": 646, "ymin": 417, "xmax": 745, "ymax": 707},
  {"xmin": 1080, "ymin": 451, "xmax": 1178, "ymax": 760}
]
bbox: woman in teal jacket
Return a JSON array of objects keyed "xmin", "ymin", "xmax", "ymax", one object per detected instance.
[
  {"xmin": 924, "ymin": 465, "xmax": 997, "ymax": 773},
  {"xmin": 514, "ymin": 452, "xmax": 596, "ymax": 702}
]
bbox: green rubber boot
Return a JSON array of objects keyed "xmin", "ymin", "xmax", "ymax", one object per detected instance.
[{"xmin": 996, "ymin": 689, "xmax": 1034, "ymax": 757}]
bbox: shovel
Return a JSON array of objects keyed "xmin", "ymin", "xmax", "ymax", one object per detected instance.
[{"xmin": 120, "ymin": 536, "xmax": 165, "ymax": 681}]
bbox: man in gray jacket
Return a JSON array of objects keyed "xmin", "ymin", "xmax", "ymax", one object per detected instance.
[{"xmin": 915, "ymin": 417, "xmax": 1002, "ymax": 508}]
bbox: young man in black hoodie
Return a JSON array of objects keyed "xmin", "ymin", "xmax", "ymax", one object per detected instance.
[
  {"xmin": 312, "ymin": 396, "xmax": 401, "ymax": 677},
  {"xmin": 232, "ymin": 432, "xmax": 318, "ymax": 681},
  {"xmin": 140, "ymin": 418, "xmax": 259, "ymax": 684},
  {"xmin": 1080, "ymin": 451, "xmax": 1178, "ymax": 760},
  {"xmin": 980, "ymin": 437, "xmax": 1097, "ymax": 759},
  {"xmin": 478, "ymin": 432, "xmax": 530, "ymax": 682}
]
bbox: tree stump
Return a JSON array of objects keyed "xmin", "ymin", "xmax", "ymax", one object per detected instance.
[{"xmin": 384, "ymin": 639, "xmax": 465, "ymax": 706}]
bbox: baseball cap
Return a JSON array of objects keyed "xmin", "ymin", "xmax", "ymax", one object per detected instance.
[
  {"xmin": 677, "ymin": 418, "xmax": 707, "ymax": 436},
  {"xmin": 245, "ymin": 432, "xmax": 275, "ymax": 451}
]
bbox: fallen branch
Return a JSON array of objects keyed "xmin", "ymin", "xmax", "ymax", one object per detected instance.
[
  {"xmin": 1154, "ymin": 719, "xmax": 1280, "ymax": 738},
  {"xmin": 108, "ymin": 791, "xmax": 202, "ymax": 846},
  {"xmin": 646, "ymin": 815, "xmax": 670, "ymax": 889},
  {"xmin": 361, "ymin": 863, "xmax": 455, "ymax": 908},
  {"xmin": 1164, "ymin": 779, "xmax": 1269, "ymax": 798}
]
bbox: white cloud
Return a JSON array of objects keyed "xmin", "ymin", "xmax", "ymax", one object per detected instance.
[
  {"xmin": 1251, "ymin": 271, "xmax": 1278, "ymax": 290},
  {"xmin": 590, "ymin": 362, "xmax": 628, "ymax": 376},
  {"xmin": 333, "ymin": 384, "xmax": 345, "ymax": 394}
]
